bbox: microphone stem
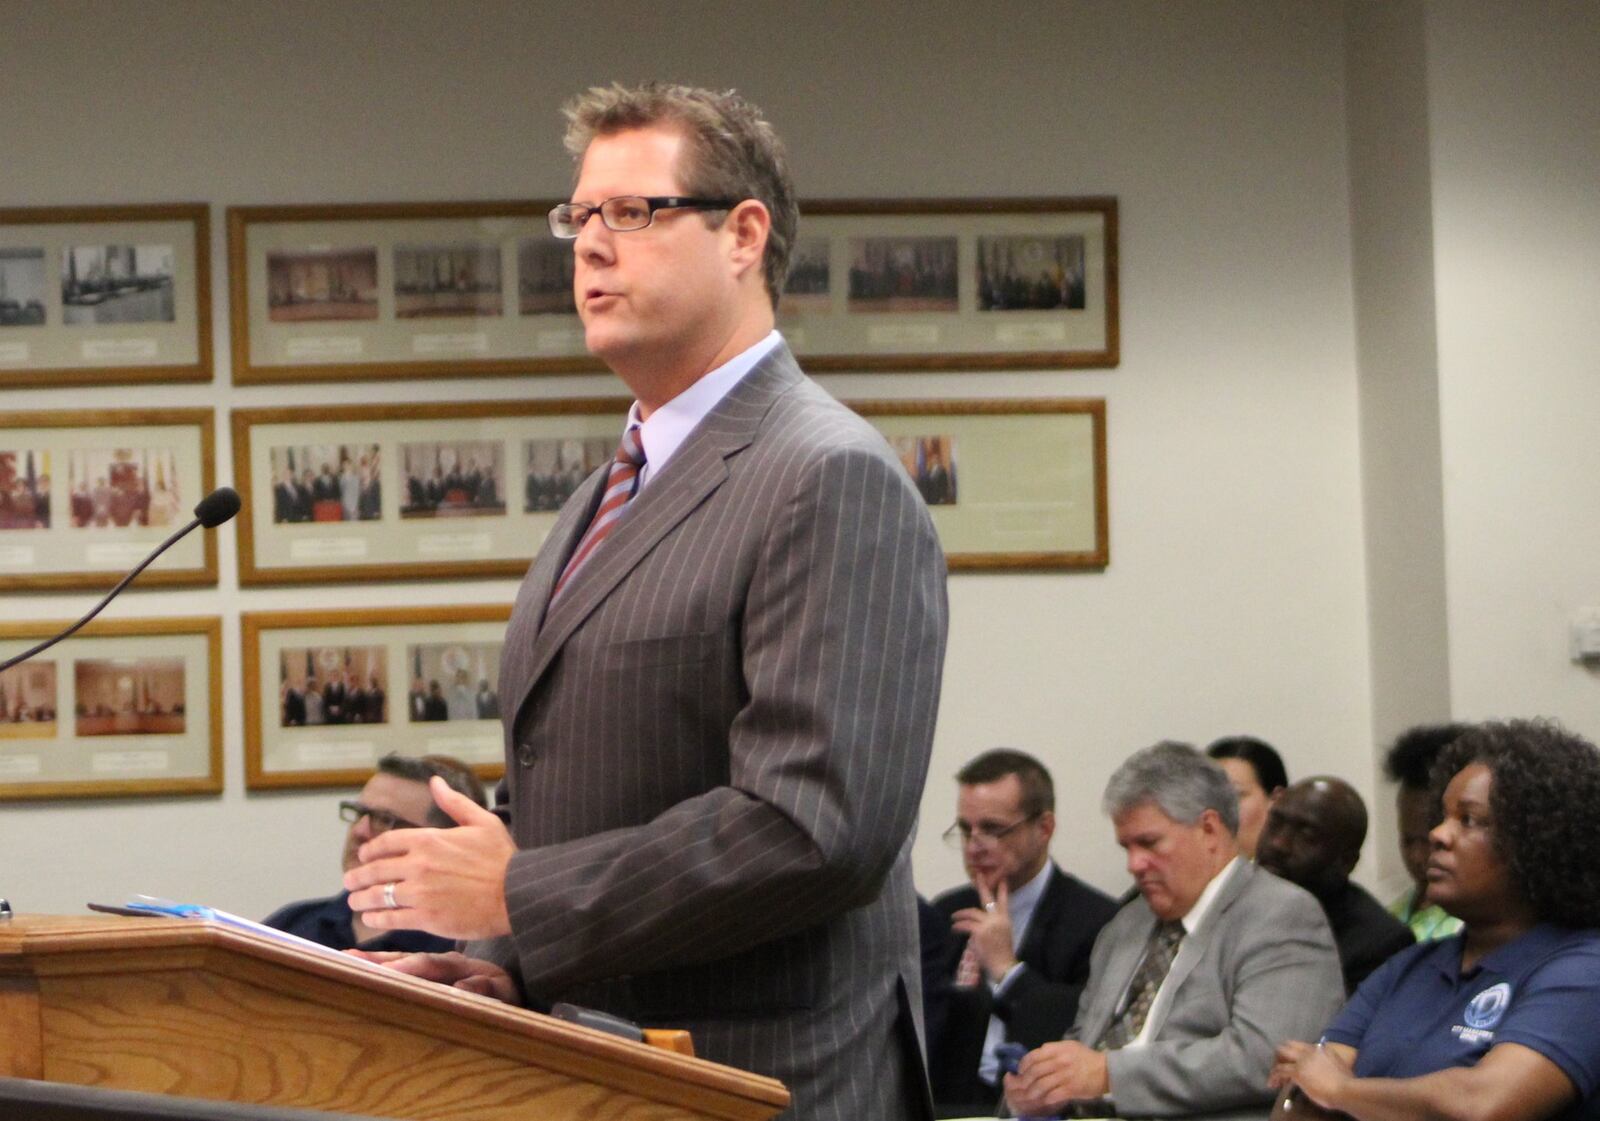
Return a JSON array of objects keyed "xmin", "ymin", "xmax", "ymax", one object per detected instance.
[{"xmin": 0, "ymin": 515, "xmax": 202, "ymax": 675}]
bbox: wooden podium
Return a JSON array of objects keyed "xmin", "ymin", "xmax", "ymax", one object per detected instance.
[{"xmin": 0, "ymin": 914, "xmax": 790, "ymax": 1121}]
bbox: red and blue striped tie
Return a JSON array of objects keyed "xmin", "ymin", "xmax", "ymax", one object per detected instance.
[{"xmin": 552, "ymin": 425, "xmax": 646, "ymax": 600}]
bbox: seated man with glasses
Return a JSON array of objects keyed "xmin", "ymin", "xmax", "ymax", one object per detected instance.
[
  {"xmin": 928, "ymin": 748, "xmax": 1119, "ymax": 1118},
  {"xmin": 263, "ymin": 753, "xmax": 487, "ymax": 953}
]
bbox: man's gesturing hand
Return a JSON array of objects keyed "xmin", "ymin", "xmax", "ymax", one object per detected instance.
[{"xmin": 344, "ymin": 776, "xmax": 516, "ymax": 940}]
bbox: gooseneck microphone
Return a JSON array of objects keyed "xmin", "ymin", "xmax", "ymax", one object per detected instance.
[{"xmin": 0, "ymin": 486, "xmax": 241, "ymax": 674}]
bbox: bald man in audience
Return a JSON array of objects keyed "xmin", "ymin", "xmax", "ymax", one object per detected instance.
[
  {"xmin": 1256, "ymin": 775, "xmax": 1414, "ymax": 993},
  {"xmin": 1004, "ymin": 742, "xmax": 1344, "ymax": 1121}
]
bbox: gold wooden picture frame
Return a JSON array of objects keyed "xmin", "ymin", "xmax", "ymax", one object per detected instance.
[
  {"xmin": 227, "ymin": 201, "xmax": 600, "ymax": 385},
  {"xmin": 0, "ymin": 616, "xmax": 223, "ymax": 800},
  {"xmin": 0, "ymin": 204, "xmax": 212, "ymax": 388},
  {"xmin": 0, "ymin": 407, "xmax": 219, "ymax": 590},
  {"xmin": 231, "ymin": 398, "xmax": 629, "ymax": 586},
  {"xmin": 784, "ymin": 197, "xmax": 1118, "ymax": 371},
  {"xmin": 227, "ymin": 197, "xmax": 1117, "ymax": 383},
  {"xmin": 241, "ymin": 604, "xmax": 512, "ymax": 790},
  {"xmin": 850, "ymin": 398, "xmax": 1108, "ymax": 569}
]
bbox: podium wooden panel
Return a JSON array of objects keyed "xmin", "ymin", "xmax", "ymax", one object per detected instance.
[{"xmin": 0, "ymin": 915, "xmax": 790, "ymax": 1121}]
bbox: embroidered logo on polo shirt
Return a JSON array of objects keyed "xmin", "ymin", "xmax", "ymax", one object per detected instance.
[
  {"xmin": 1451, "ymin": 981, "xmax": 1512, "ymax": 1045},
  {"xmin": 1465, "ymin": 983, "xmax": 1511, "ymax": 1030}
]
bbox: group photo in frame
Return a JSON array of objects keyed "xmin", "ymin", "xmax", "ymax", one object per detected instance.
[
  {"xmin": 0, "ymin": 616, "xmax": 222, "ymax": 801},
  {"xmin": 0, "ymin": 204, "xmax": 211, "ymax": 388},
  {"xmin": 781, "ymin": 197, "xmax": 1118, "ymax": 371},
  {"xmin": 0, "ymin": 408, "xmax": 219, "ymax": 590},
  {"xmin": 240, "ymin": 605, "xmax": 511, "ymax": 790},
  {"xmin": 851, "ymin": 398, "xmax": 1108, "ymax": 570},
  {"xmin": 227, "ymin": 200, "xmax": 603, "ymax": 385},
  {"xmin": 227, "ymin": 197, "xmax": 1116, "ymax": 384},
  {"xmin": 231, "ymin": 399, "xmax": 629, "ymax": 585}
]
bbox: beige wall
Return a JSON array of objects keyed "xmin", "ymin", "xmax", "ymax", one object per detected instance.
[{"xmin": 0, "ymin": 1, "xmax": 1589, "ymax": 923}]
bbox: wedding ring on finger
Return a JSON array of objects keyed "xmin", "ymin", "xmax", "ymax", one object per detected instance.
[
  {"xmin": 984, "ymin": 901, "xmax": 997, "ymax": 912},
  {"xmin": 382, "ymin": 881, "xmax": 399, "ymax": 910}
]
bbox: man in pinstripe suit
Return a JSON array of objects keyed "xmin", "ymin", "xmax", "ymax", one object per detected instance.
[{"xmin": 345, "ymin": 83, "xmax": 949, "ymax": 1120}]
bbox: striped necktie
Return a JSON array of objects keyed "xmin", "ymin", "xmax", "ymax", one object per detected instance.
[{"xmin": 551, "ymin": 425, "xmax": 646, "ymax": 600}]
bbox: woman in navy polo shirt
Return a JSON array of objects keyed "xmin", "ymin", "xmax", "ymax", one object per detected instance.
[{"xmin": 1270, "ymin": 719, "xmax": 1600, "ymax": 1121}]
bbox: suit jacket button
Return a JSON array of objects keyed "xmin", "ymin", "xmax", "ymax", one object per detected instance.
[{"xmin": 515, "ymin": 740, "xmax": 537, "ymax": 767}]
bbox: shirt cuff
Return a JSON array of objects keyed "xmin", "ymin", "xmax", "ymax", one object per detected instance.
[{"xmin": 990, "ymin": 959, "xmax": 1027, "ymax": 994}]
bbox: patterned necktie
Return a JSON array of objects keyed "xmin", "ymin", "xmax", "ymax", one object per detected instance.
[
  {"xmin": 1097, "ymin": 920, "xmax": 1185, "ymax": 1051},
  {"xmin": 953, "ymin": 939, "xmax": 983, "ymax": 988},
  {"xmin": 551, "ymin": 426, "xmax": 646, "ymax": 600}
]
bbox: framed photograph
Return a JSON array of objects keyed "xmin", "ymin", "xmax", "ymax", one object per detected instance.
[
  {"xmin": 227, "ymin": 201, "xmax": 604, "ymax": 385},
  {"xmin": 0, "ymin": 204, "xmax": 212, "ymax": 388},
  {"xmin": 0, "ymin": 408, "xmax": 218, "ymax": 590},
  {"xmin": 0, "ymin": 616, "xmax": 222, "ymax": 800},
  {"xmin": 227, "ymin": 197, "xmax": 1115, "ymax": 382},
  {"xmin": 241, "ymin": 605, "xmax": 511, "ymax": 789},
  {"xmin": 231, "ymin": 399, "xmax": 629, "ymax": 585},
  {"xmin": 851, "ymin": 398, "xmax": 1108, "ymax": 569},
  {"xmin": 782, "ymin": 198, "xmax": 1118, "ymax": 371}
]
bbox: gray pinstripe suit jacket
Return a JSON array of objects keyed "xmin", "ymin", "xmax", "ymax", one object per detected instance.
[{"xmin": 467, "ymin": 343, "xmax": 949, "ymax": 1120}]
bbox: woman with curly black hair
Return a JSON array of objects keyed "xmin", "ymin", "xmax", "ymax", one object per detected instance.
[{"xmin": 1270, "ymin": 719, "xmax": 1600, "ymax": 1121}]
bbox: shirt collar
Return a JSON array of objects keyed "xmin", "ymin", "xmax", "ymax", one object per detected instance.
[
  {"xmin": 1180, "ymin": 855, "xmax": 1241, "ymax": 935},
  {"xmin": 626, "ymin": 329, "xmax": 782, "ymax": 488},
  {"xmin": 1441, "ymin": 921, "xmax": 1570, "ymax": 982},
  {"xmin": 1008, "ymin": 858, "xmax": 1055, "ymax": 917}
]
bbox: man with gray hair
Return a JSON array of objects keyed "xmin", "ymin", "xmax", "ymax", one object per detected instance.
[{"xmin": 1005, "ymin": 742, "xmax": 1344, "ymax": 1121}]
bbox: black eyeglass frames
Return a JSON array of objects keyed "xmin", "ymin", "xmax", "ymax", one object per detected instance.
[{"xmin": 547, "ymin": 195, "xmax": 741, "ymax": 238}]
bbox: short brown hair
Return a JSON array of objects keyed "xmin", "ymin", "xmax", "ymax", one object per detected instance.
[
  {"xmin": 562, "ymin": 81, "xmax": 798, "ymax": 309},
  {"xmin": 957, "ymin": 748, "xmax": 1054, "ymax": 817},
  {"xmin": 376, "ymin": 752, "xmax": 487, "ymax": 827}
]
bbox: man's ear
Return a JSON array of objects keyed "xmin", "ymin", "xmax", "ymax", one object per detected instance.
[
  {"xmin": 1197, "ymin": 807, "xmax": 1228, "ymax": 842},
  {"xmin": 724, "ymin": 199, "xmax": 771, "ymax": 280}
]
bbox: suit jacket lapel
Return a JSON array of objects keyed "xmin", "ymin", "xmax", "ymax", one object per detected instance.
[
  {"xmin": 506, "ymin": 344, "xmax": 804, "ymax": 732},
  {"xmin": 1017, "ymin": 867, "xmax": 1067, "ymax": 964},
  {"xmin": 1082, "ymin": 906, "xmax": 1155, "ymax": 1045}
]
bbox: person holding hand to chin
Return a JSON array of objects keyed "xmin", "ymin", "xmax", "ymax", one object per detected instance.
[{"xmin": 1271, "ymin": 720, "xmax": 1600, "ymax": 1121}]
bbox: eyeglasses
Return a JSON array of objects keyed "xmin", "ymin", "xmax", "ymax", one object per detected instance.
[
  {"xmin": 547, "ymin": 195, "xmax": 741, "ymax": 239},
  {"xmin": 338, "ymin": 800, "xmax": 423, "ymax": 833},
  {"xmin": 942, "ymin": 814, "xmax": 1041, "ymax": 849}
]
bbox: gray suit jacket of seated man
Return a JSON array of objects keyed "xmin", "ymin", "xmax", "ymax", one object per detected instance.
[{"xmin": 1070, "ymin": 859, "xmax": 1346, "ymax": 1121}]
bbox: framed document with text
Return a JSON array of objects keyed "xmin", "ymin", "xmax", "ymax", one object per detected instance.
[{"xmin": 850, "ymin": 398, "xmax": 1108, "ymax": 569}]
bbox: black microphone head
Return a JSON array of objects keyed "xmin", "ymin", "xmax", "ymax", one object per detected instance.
[{"xmin": 194, "ymin": 486, "xmax": 242, "ymax": 528}]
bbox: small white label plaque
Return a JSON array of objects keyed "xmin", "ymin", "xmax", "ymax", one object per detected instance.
[
  {"xmin": 82, "ymin": 338, "xmax": 160, "ymax": 361},
  {"xmin": 86, "ymin": 542, "xmax": 156, "ymax": 565},
  {"xmin": 0, "ymin": 342, "xmax": 31, "ymax": 364},
  {"xmin": 994, "ymin": 321, "xmax": 1069, "ymax": 346},
  {"xmin": 0, "ymin": 545, "xmax": 37, "ymax": 567},
  {"xmin": 426, "ymin": 734, "xmax": 500, "ymax": 761},
  {"xmin": 93, "ymin": 750, "xmax": 172, "ymax": 774},
  {"xmin": 412, "ymin": 332, "xmax": 489, "ymax": 355},
  {"xmin": 0, "ymin": 756, "xmax": 42, "ymax": 777},
  {"xmin": 417, "ymin": 533, "xmax": 493, "ymax": 557},
  {"xmin": 536, "ymin": 328, "xmax": 582, "ymax": 352},
  {"xmin": 296, "ymin": 742, "xmax": 375, "ymax": 767},
  {"xmin": 289, "ymin": 537, "xmax": 369, "ymax": 561},
  {"xmin": 867, "ymin": 324, "xmax": 940, "ymax": 348},
  {"xmin": 286, "ymin": 337, "xmax": 363, "ymax": 360}
]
